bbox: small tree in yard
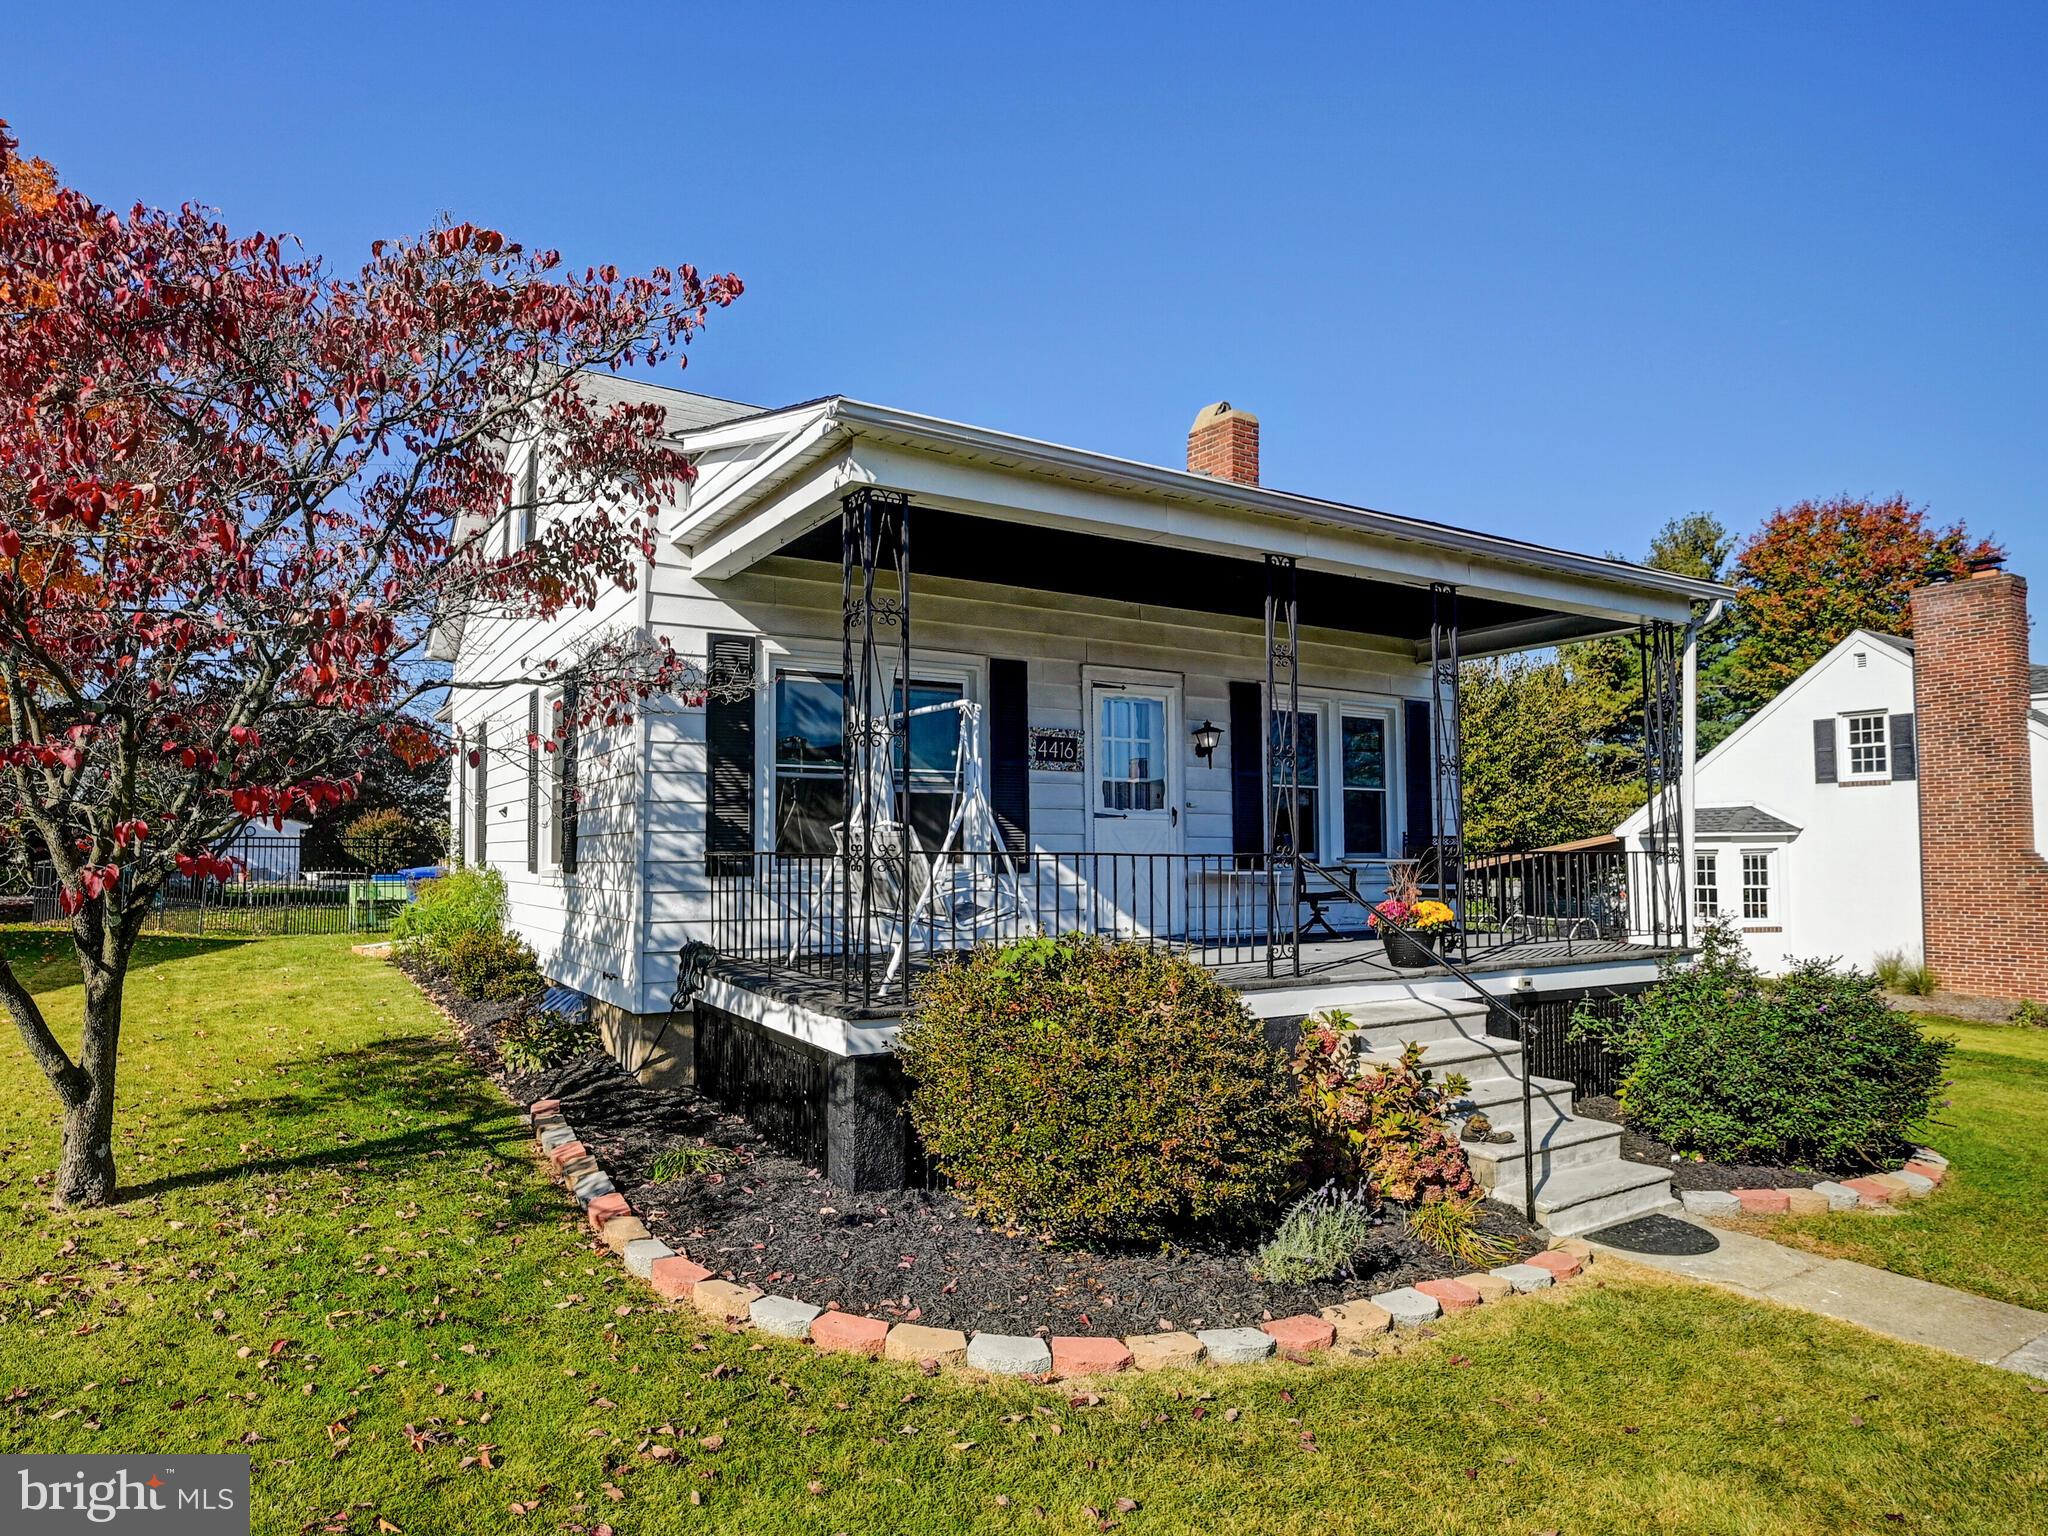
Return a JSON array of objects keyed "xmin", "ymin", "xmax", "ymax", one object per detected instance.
[{"xmin": 0, "ymin": 123, "xmax": 740, "ymax": 1207}]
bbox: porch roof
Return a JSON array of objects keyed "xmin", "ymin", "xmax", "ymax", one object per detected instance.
[{"xmin": 666, "ymin": 391, "xmax": 1730, "ymax": 655}]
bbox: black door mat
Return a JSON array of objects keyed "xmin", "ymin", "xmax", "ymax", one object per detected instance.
[{"xmin": 1583, "ymin": 1213, "xmax": 1721, "ymax": 1256}]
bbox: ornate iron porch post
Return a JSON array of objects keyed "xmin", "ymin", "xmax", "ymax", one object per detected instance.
[
  {"xmin": 840, "ymin": 486, "xmax": 911, "ymax": 1007},
  {"xmin": 1429, "ymin": 584, "xmax": 1465, "ymax": 920},
  {"xmin": 1264, "ymin": 554, "xmax": 1301, "ymax": 978}
]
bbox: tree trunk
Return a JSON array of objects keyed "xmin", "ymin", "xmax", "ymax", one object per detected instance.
[{"xmin": 54, "ymin": 944, "xmax": 128, "ymax": 1209}]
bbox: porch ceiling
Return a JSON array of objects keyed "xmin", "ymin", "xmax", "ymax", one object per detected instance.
[{"xmin": 772, "ymin": 510, "xmax": 1627, "ymax": 652}]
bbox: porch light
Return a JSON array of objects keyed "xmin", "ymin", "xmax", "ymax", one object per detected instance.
[{"xmin": 1191, "ymin": 720, "xmax": 1223, "ymax": 763}]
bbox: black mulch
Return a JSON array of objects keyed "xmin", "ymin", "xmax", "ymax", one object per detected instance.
[
  {"xmin": 414, "ymin": 963, "xmax": 1544, "ymax": 1335},
  {"xmin": 1574, "ymin": 1093, "xmax": 1875, "ymax": 1192}
]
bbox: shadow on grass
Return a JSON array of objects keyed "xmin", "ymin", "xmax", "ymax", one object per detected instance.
[
  {"xmin": 2, "ymin": 928, "xmax": 257, "ymax": 989},
  {"xmin": 124, "ymin": 1032, "xmax": 528, "ymax": 1203}
]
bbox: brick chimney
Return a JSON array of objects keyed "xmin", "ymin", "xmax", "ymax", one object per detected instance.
[
  {"xmin": 1910, "ymin": 558, "xmax": 2048, "ymax": 1001},
  {"xmin": 1187, "ymin": 402, "xmax": 1259, "ymax": 486}
]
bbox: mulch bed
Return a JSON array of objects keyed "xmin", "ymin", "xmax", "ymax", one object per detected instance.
[
  {"xmin": 412, "ymin": 959, "xmax": 1541, "ymax": 1335},
  {"xmin": 1575, "ymin": 1093, "xmax": 1876, "ymax": 1193}
]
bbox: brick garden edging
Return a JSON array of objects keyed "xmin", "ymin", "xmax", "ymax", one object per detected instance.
[
  {"xmin": 1677, "ymin": 1149, "xmax": 1950, "ymax": 1222},
  {"xmin": 525, "ymin": 1097, "xmax": 1592, "ymax": 1378}
]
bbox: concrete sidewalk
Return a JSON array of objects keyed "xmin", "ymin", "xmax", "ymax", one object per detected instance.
[{"xmin": 1588, "ymin": 1219, "xmax": 2048, "ymax": 1379}]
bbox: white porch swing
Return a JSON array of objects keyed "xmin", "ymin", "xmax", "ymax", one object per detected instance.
[{"xmin": 787, "ymin": 693, "xmax": 1036, "ymax": 981}]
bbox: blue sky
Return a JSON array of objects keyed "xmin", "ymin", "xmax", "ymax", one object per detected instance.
[{"xmin": 6, "ymin": 3, "xmax": 2045, "ymax": 578}]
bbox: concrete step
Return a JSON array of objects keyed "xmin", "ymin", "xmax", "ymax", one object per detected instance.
[
  {"xmin": 1321, "ymin": 997, "xmax": 1493, "ymax": 1049},
  {"xmin": 1351, "ymin": 1032, "xmax": 1525, "ymax": 1086},
  {"xmin": 1527, "ymin": 1159, "xmax": 1678, "ymax": 1238},
  {"xmin": 1464, "ymin": 1112, "xmax": 1628, "ymax": 1199},
  {"xmin": 1455, "ymin": 1071, "xmax": 1575, "ymax": 1124}
]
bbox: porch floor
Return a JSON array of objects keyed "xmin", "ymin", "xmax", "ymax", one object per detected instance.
[{"xmin": 706, "ymin": 935, "xmax": 1681, "ymax": 1022}]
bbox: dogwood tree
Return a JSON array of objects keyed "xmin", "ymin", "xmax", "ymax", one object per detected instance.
[{"xmin": 0, "ymin": 123, "xmax": 740, "ymax": 1206}]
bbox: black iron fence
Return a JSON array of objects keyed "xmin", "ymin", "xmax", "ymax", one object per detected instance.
[
  {"xmin": 707, "ymin": 845, "xmax": 1690, "ymax": 1002},
  {"xmin": 1486, "ymin": 990, "xmax": 1634, "ymax": 1103},
  {"xmin": 16, "ymin": 836, "xmax": 431, "ymax": 937}
]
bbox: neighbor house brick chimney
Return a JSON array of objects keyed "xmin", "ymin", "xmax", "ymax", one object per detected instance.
[
  {"xmin": 1187, "ymin": 401, "xmax": 1259, "ymax": 486},
  {"xmin": 1911, "ymin": 558, "xmax": 2048, "ymax": 1002}
]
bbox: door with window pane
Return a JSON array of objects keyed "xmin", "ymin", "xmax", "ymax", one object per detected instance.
[{"xmin": 1087, "ymin": 679, "xmax": 1181, "ymax": 938}]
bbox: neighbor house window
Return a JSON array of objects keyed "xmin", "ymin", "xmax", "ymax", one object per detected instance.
[
  {"xmin": 1340, "ymin": 714, "xmax": 1389, "ymax": 857},
  {"xmin": 1695, "ymin": 852, "xmax": 1719, "ymax": 919},
  {"xmin": 511, "ymin": 447, "xmax": 539, "ymax": 553},
  {"xmin": 1741, "ymin": 851, "xmax": 1772, "ymax": 920},
  {"xmin": 1268, "ymin": 710, "xmax": 1319, "ymax": 860},
  {"xmin": 1843, "ymin": 711, "xmax": 1889, "ymax": 781}
]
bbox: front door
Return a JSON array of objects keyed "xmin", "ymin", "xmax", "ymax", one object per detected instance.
[{"xmin": 1087, "ymin": 675, "xmax": 1181, "ymax": 858}]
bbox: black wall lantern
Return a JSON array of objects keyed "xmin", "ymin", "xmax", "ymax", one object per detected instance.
[{"xmin": 1191, "ymin": 719, "xmax": 1223, "ymax": 763}]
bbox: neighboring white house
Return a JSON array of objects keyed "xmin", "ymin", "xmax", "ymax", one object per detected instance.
[
  {"xmin": 222, "ymin": 818, "xmax": 309, "ymax": 882},
  {"xmin": 1617, "ymin": 628, "xmax": 2048, "ymax": 974}
]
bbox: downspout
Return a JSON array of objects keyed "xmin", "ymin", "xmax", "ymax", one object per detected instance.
[{"xmin": 1678, "ymin": 598, "xmax": 1731, "ymax": 947}]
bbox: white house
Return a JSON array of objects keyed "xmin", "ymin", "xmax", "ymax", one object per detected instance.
[
  {"xmin": 1616, "ymin": 626, "xmax": 2048, "ymax": 975},
  {"xmin": 437, "ymin": 375, "xmax": 1728, "ymax": 1231}
]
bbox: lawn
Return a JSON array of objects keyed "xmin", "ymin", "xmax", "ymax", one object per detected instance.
[
  {"xmin": 1735, "ymin": 1017, "xmax": 2048, "ymax": 1312},
  {"xmin": 2, "ymin": 931, "xmax": 2045, "ymax": 1535}
]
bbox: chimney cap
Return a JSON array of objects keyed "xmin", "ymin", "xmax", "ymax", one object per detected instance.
[
  {"xmin": 1966, "ymin": 549, "xmax": 2008, "ymax": 578},
  {"xmin": 1190, "ymin": 400, "xmax": 1258, "ymax": 433}
]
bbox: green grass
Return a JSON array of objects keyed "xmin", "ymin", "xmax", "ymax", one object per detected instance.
[
  {"xmin": 1748, "ymin": 1016, "xmax": 2048, "ymax": 1311},
  {"xmin": 2, "ymin": 932, "xmax": 2046, "ymax": 1535}
]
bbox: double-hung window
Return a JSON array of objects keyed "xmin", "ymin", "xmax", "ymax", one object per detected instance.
[
  {"xmin": 771, "ymin": 668, "xmax": 966, "ymax": 854},
  {"xmin": 1741, "ymin": 851, "xmax": 1772, "ymax": 921},
  {"xmin": 1842, "ymin": 711, "xmax": 1889, "ymax": 781},
  {"xmin": 1694, "ymin": 852, "xmax": 1719, "ymax": 920}
]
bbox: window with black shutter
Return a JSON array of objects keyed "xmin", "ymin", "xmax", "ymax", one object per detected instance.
[
  {"xmin": 1812, "ymin": 718, "xmax": 1837, "ymax": 783},
  {"xmin": 557, "ymin": 679, "xmax": 580, "ymax": 872},
  {"xmin": 1402, "ymin": 698, "xmax": 1434, "ymax": 856},
  {"xmin": 526, "ymin": 691, "xmax": 540, "ymax": 873},
  {"xmin": 1889, "ymin": 712, "xmax": 1917, "ymax": 781},
  {"xmin": 471, "ymin": 724, "xmax": 489, "ymax": 866},
  {"xmin": 1227, "ymin": 681, "xmax": 1264, "ymax": 866}
]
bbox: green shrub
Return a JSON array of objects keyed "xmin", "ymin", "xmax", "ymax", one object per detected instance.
[
  {"xmin": 1249, "ymin": 1183, "xmax": 1377, "ymax": 1284},
  {"xmin": 497, "ymin": 1006, "xmax": 599, "ymax": 1074},
  {"xmin": 899, "ymin": 935, "xmax": 1307, "ymax": 1244},
  {"xmin": 1874, "ymin": 950, "xmax": 1938, "ymax": 997},
  {"xmin": 443, "ymin": 926, "xmax": 545, "ymax": 1003},
  {"xmin": 2011, "ymin": 999, "xmax": 2048, "ymax": 1029},
  {"xmin": 394, "ymin": 867, "xmax": 506, "ymax": 960},
  {"xmin": 1573, "ymin": 923, "xmax": 1954, "ymax": 1167},
  {"xmin": 1292, "ymin": 1026, "xmax": 1477, "ymax": 1204}
]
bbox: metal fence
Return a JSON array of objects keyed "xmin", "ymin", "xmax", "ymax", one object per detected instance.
[
  {"xmin": 17, "ymin": 836, "xmax": 428, "ymax": 937},
  {"xmin": 1486, "ymin": 990, "xmax": 1634, "ymax": 1103}
]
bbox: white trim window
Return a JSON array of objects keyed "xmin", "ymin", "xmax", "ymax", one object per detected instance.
[
  {"xmin": 1694, "ymin": 850, "xmax": 1719, "ymax": 920},
  {"xmin": 1740, "ymin": 850, "xmax": 1772, "ymax": 921},
  {"xmin": 1268, "ymin": 708, "xmax": 1322, "ymax": 861},
  {"xmin": 1842, "ymin": 711, "xmax": 1889, "ymax": 782}
]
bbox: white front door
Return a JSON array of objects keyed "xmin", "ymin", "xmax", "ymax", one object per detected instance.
[{"xmin": 1087, "ymin": 676, "xmax": 1181, "ymax": 857}]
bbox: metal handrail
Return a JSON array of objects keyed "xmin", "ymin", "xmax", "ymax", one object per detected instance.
[{"xmin": 1306, "ymin": 861, "xmax": 1540, "ymax": 1222}]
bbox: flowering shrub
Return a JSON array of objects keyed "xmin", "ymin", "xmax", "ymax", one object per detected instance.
[
  {"xmin": 1291, "ymin": 1019, "xmax": 1478, "ymax": 1204},
  {"xmin": 900, "ymin": 936, "xmax": 1307, "ymax": 1244}
]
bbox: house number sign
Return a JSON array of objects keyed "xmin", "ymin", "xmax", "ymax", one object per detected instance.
[{"xmin": 1028, "ymin": 727, "xmax": 1083, "ymax": 771}]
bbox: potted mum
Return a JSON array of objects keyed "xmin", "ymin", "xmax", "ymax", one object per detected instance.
[{"xmin": 1369, "ymin": 863, "xmax": 1457, "ymax": 970}]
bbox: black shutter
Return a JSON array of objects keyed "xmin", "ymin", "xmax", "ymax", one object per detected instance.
[
  {"xmin": 1403, "ymin": 698, "xmax": 1434, "ymax": 857},
  {"xmin": 472, "ymin": 724, "xmax": 489, "ymax": 866},
  {"xmin": 988, "ymin": 658, "xmax": 1030, "ymax": 854},
  {"xmin": 1889, "ymin": 711, "xmax": 1917, "ymax": 781},
  {"xmin": 526, "ymin": 691, "xmax": 540, "ymax": 873},
  {"xmin": 558, "ymin": 679, "xmax": 580, "ymax": 873},
  {"xmin": 1813, "ymin": 718, "xmax": 1837, "ymax": 784},
  {"xmin": 705, "ymin": 634, "xmax": 756, "ymax": 876},
  {"xmin": 1228, "ymin": 681, "xmax": 1264, "ymax": 862}
]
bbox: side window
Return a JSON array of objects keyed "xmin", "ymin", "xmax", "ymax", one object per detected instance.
[
  {"xmin": 1740, "ymin": 850, "xmax": 1771, "ymax": 921},
  {"xmin": 1694, "ymin": 851, "xmax": 1718, "ymax": 919},
  {"xmin": 1841, "ymin": 711, "xmax": 1889, "ymax": 781}
]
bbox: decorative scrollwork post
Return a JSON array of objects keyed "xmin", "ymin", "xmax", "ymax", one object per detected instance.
[{"xmin": 1264, "ymin": 554, "xmax": 1301, "ymax": 978}]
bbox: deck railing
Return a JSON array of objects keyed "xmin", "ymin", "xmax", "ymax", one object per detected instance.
[{"xmin": 705, "ymin": 843, "xmax": 1688, "ymax": 996}]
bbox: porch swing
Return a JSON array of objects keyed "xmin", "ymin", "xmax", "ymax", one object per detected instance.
[{"xmin": 786, "ymin": 696, "xmax": 1036, "ymax": 981}]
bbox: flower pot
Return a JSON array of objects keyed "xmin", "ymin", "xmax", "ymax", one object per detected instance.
[{"xmin": 1380, "ymin": 926, "xmax": 1445, "ymax": 971}]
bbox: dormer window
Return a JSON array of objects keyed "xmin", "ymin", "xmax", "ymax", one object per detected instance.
[{"xmin": 1843, "ymin": 711, "xmax": 1889, "ymax": 781}]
